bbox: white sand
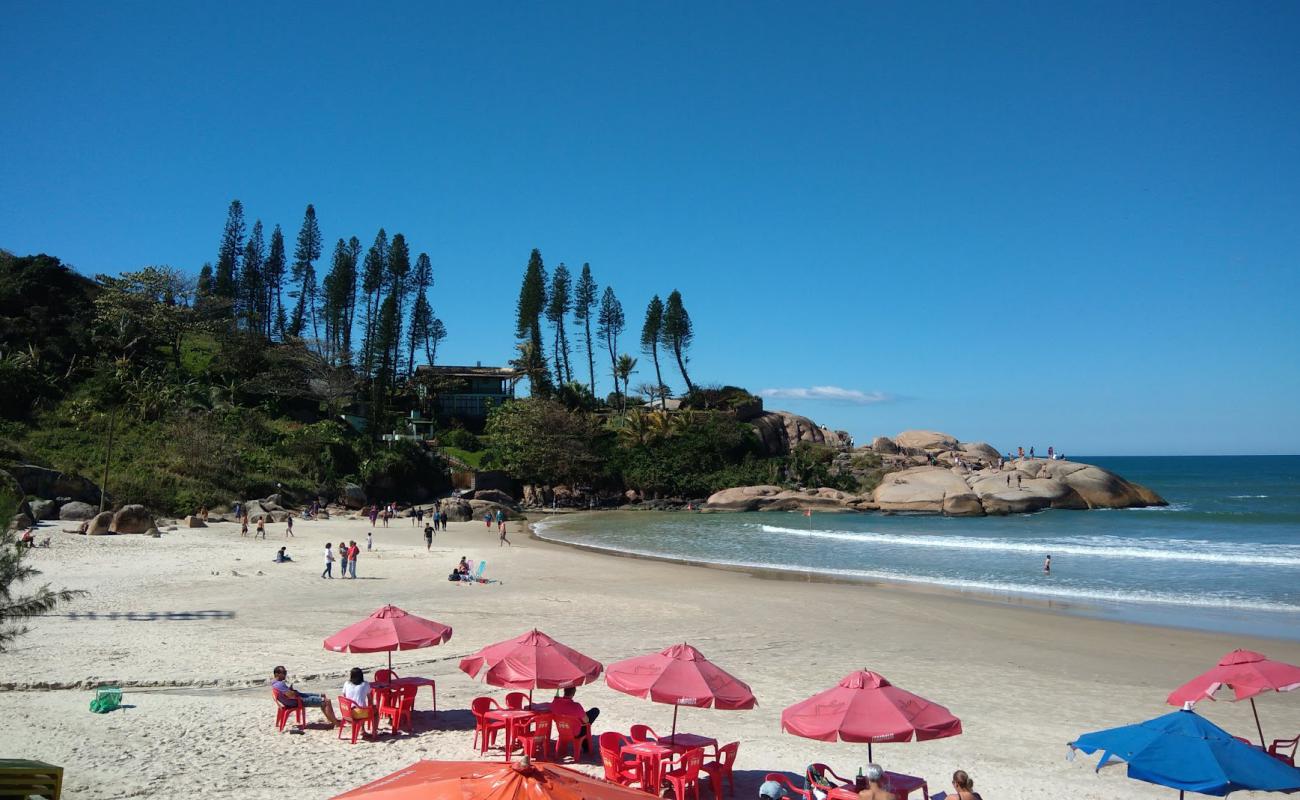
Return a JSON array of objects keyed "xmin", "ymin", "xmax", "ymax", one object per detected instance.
[{"xmin": 1, "ymin": 513, "xmax": 1297, "ymax": 800}]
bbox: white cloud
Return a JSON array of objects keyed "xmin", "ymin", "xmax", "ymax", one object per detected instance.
[{"xmin": 758, "ymin": 385, "xmax": 894, "ymax": 405}]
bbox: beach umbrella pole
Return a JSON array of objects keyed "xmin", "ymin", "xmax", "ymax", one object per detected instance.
[
  {"xmin": 1250, "ymin": 697, "xmax": 1265, "ymax": 746},
  {"xmin": 868, "ymin": 742, "xmax": 873, "ymax": 762},
  {"xmin": 671, "ymin": 704, "xmax": 679, "ymax": 737}
]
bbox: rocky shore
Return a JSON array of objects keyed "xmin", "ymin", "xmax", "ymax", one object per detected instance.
[{"xmin": 705, "ymin": 429, "xmax": 1166, "ymax": 516}]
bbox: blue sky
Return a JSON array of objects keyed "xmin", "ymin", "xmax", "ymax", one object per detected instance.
[{"xmin": 3, "ymin": 2, "xmax": 1298, "ymax": 455}]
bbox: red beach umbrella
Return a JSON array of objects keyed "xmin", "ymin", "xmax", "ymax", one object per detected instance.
[
  {"xmin": 605, "ymin": 643, "xmax": 757, "ymax": 736},
  {"xmin": 1166, "ymin": 649, "xmax": 1300, "ymax": 745},
  {"xmin": 781, "ymin": 669, "xmax": 962, "ymax": 761},
  {"xmin": 458, "ymin": 629, "xmax": 603, "ymax": 697},
  {"xmin": 324, "ymin": 604, "xmax": 453, "ymax": 671},
  {"xmin": 331, "ymin": 758, "xmax": 651, "ymax": 800}
]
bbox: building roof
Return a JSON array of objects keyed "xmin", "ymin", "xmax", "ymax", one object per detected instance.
[{"xmin": 415, "ymin": 364, "xmax": 523, "ymax": 378}]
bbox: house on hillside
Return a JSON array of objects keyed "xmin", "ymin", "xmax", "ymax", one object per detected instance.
[{"xmin": 414, "ymin": 363, "xmax": 523, "ymax": 426}]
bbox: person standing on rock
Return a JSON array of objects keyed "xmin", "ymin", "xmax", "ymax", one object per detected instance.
[
  {"xmin": 1030, "ymin": 446, "xmax": 1035, "ymax": 459},
  {"xmin": 1016, "ymin": 474, "xmax": 1023, "ymax": 489},
  {"xmin": 322, "ymin": 542, "xmax": 334, "ymax": 579}
]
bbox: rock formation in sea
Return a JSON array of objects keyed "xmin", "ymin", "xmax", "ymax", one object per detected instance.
[{"xmin": 705, "ymin": 429, "xmax": 1166, "ymax": 516}]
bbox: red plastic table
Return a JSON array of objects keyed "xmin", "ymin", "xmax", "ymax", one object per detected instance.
[
  {"xmin": 622, "ymin": 734, "xmax": 718, "ymax": 792},
  {"xmin": 487, "ymin": 709, "xmax": 546, "ymax": 761},
  {"xmin": 828, "ymin": 772, "xmax": 929, "ymax": 800},
  {"xmin": 374, "ymin": 677, "xmax": 438, "ymax": 712}
]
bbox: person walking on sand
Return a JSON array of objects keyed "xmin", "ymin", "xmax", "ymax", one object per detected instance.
[
  {"xmin": 322, "ymin": 542, "xmax": 334, "ymax": 579},
  {"xmin": 347, "ymin": 540, "xmax": 359, "ymax": 579},
  {"xmin": 368, "ymin": 505, "xmax": 378, "ymax": 527},
  {"xmin": 366, "ymin": 531, "xmax": 373, "ymax": 551},
  {"xmin": 256, "ymin": 518, "xmax": 266, "ymax": 539},
  {"xmin": 1016, "ymin": 474, "xmax": 1022, "ymax": 489},
  {"xmin": 414, "ymin": 507, "xmax": 422, "ymax": 527},
  {"xmin": 338, "ymin": 542, "xmax": 349, "ymax": 579},
  {"xmin": 440, "ymin": 509, "xmax": 448, "ymax": 531},
  {"xmin": 499, "ymin": 521, "xmax": 511, "ymax": 547},
  {"xmin": 495, "ymin": 508, "xmax": 506, "ymax": 534},
  {"xmin": 241, "ymin": 517, "xmax": 249, "ymax": 537},
  {"xmin": 285, "ymin": 515, "xmax": 295, "ymax": 537},
  {"xmin": 484, "ymin": 512, "xmax": 492, "ymax": 529},
  {"xmin": 424, "ymin": 522, "xmax": 434, "ymax": 550}
]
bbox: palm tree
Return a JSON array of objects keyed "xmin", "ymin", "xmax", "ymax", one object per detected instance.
[{"xmin": 615, "ymin": 354, "xmax": 638, "ymax": 415}]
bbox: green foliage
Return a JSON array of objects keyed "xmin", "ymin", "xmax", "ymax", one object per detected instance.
[
  {"xmin": 613, "ymin": 412, "xmax": 768, "ymax": 497},
  {"xmin": 661, "ymin": 289, "xmax": 694, "ymax": 392},
  {"xmin": 358, "ymin": 439, "xmax": 448, "ymax": 501},
  {"xmin": 681, "ymin": 385, "xmax": 761, "ymax": 411},
  {"xmin": 515, "ymin": 249, "xmax": 550, "ymax": 394},
  {"xmin": 0, "ymin": 484, "xmax": 86, "ymax": 651},
  {"xmin": 485, "ymin": 397, "xmax": 610, "ymax": 486},
  {"xmin": 438, "ymin": 426, "xmax": 482, "ymax": 452}
]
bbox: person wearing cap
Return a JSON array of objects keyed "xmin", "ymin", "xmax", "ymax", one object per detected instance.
[
  {"xmin": 857, "ymin": 765, "xmax": 895, "ymax": 800},
  {"xmin": 758, "ymin": 780, "xmax": 788, "ymax": 800}
]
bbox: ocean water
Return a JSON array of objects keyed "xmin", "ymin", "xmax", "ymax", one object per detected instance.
[{"xmin": 534, "ymin": 456, "xmax": 1300, "ymax": 640}]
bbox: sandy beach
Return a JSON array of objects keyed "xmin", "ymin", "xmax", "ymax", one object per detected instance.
[{"xmin": 1, "ymin": 512, "xmax": 1296, "ymax": 800}]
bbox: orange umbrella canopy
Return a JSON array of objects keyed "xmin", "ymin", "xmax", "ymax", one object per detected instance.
[{"xmin": 332, "ymin": 759, "xmax": 651, "ymax": 800}]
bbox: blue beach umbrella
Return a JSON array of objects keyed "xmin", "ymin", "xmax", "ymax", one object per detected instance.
[{"xmin": 1069, "ymin": 707, "xmax": 1300, "ymax": 798}]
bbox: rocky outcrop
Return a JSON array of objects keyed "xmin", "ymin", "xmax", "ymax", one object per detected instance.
[
  {"xmin": 868, "ymin": 459, "xmax": 1165, "ymax": 516},
  {"xmin": 29, "ymin": 499, "xmax": 59, "ymax": 521},
  {"xmin": 7, "ymin": 464, "xmax": 103, "ymax": 506},
  {"xmin": 59, "ymin": 501, "xmax": 97, "ymax": 520},
  {"xmin": 467, "ymin": 489, "xmax": 517, "ymax": 506},
  {"xmin": 750, "ymin": 411, "xmax": 853, "ymax": 457},
  {"xmin": 705, "ymin": 485, "xmax": 876, "ymax": 513},
  {"xmin": 469, "ymin": 499, "xmax": 523, "ymax": 521},
  {"xmin": 111, "ymin": 504, "xmax": 154, "ymax": 534},
  {"xmin": 894, "ymin": 430, "xmax": 959, "ymax": 452},
  {"xmin": 85, "ymin": 511, "xmax": 115, "ymax": 535},
  {"xmin": 183, "ymin": 515, "xmax": 207, "ymax": 528},
  {"xmin": 442, "ymin": 498, "xmax": 474, "ymax": 522},
  {"xmin": 871, "ymin": 436, "xmax": 899, "ymax": 454},
  {"xmin": 340, "ymin": 483, "xmax": 367, "ymax": 510}
]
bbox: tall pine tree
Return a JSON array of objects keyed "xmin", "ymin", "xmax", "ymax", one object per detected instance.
[
  {"xmin": 406, "ymin": 252, "xmax": 434, "ymax": 376},
  {"xmin": 264, "ymin": 224, "xmax": 288, "ymax": 338},
  {"xmin": 546, "ymin": 263, "xmax": 573, "ymax": 385},
  {"xmin": 641, "ymin": 294, "xmax": 667, "ymax": 407},
  {"xmin": 515, "ymin": 249, "xmax": 550, "ymax": 395},
  {"xmin": 360, "ymin": 229, "xmax": 388, "ymax": 377},
  {"xmin": 289, "ymin": 204, "xmax": 322, "ymax": 341},
  {"xmin": 597, "ymin": 286, "xmax": 624, "ymax": 400},
  {"xmin": 572, "ymin": 263, "xmax": 598, "ymax": 394},
  {"xmin": 660, "ymin": 289, "xmax": 695, "ymax": 393},
  {"xmin": 214, "ymin": 200, "xmax": 245, "ymax": 304},
  {"xmin": 385, "ymin": 233, "xmax": 411, "ymax": 381},
  {"xmin": 239, "ymin": 219, "xmax": 266, "ymax": 333},
  {"xmin": 342, "ymin": 236, "xmax": 361, "ymax": 360},
  {"xmin": 321, "ymin": 238, "xmax": 357, "ymax": 364}
]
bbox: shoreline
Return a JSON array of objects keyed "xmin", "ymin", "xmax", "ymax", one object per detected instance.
[{"xmin": 528, "ymin": 510, "xmax": 1300, "ymax": 642}]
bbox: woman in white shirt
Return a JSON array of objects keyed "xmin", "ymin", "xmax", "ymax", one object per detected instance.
[{"xmin": 341, "ymin": 667, "xmax": 371, "ymax": 719}]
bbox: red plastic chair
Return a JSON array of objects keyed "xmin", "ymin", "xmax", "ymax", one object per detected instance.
[
  {"xmin": 602, "ymin": 748, "xmax": 641, "ymax": 787},
  {"xmin": 517, "ymin": 715, "xmax": 553, "ymax": 761},
  {"xmin": 505, "ymin": 691, "xmax": 528, "ymax": 710},
  {"xmin": 809, "ymin": 764, "xmax": 851, "ymax": 786},
  {"xmin": 1271, "ymin": 735, "xmax": 1299, "ymax": 767},
  {"xmin": 379, "ymin": 684, "xmax": 418, "ymax": 734},
  {"xmin": 553, "ymin": 715, "xmax": 589, "ymax": 762},
  {"xmin": 663, "ymin": 747, "xmax": 705, "ymax": 800},
  {"xmin": 374, "ymin": 668, "xmax": 397, "ymax": 684},
  {"xmin": 337, "ymin": 696, "xmax": 371, "ymax": 744},
  {"xmin": 471, "ymin": 697, "xmax": 506, "ymax": 753},
  {"xmin": 763, "ymin": 774, "xmax": 812, "ymax": 800},
  {"xmin": 702, "ymin": 742, "xmax": 739, "ymax": 796},
  {"xmin": 272, "ymin": 689, "xmax": 305, "ymax": 731},
  {"xmin": 630, "ymin": 724, "xmax": 659, "ymax": 742}
]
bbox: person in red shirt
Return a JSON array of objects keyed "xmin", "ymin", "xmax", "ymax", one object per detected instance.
[
  {"xmin": 549, "ymin": 686, "xmax": 599, "ymax": 751},
  {"xmin": 347, "ymin": 540, "xmax": 360, "ymax": 579}
]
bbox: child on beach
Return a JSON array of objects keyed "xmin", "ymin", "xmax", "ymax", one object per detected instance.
[
  {"xmin": 338, "ymin": 542, "xmax": 349, "ymax": 578},
  {"xmin": 367, "ymin": 531, "xmax": 373, "ymax": 551}
]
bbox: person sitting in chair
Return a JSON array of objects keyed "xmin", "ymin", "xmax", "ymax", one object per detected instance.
[
  {"xmin": 856, "ymin": 765, "xmax": 894, "ymax": 800},
  {"xmin": 549, "ymin": 686, "xmax": 600, "ymax": 751},
  {"xmin": 270, "ymin": 665, "xmax": 337, "ymax": 726}
]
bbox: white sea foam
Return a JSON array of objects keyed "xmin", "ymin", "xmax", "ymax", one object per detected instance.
[
  {"xmin": 1229, "ymin": 495, "xmax": 1270, "ymax": 499},
  {"xmin": 533, "ymin": 528, "xmax": 1300, "ymax": 614},
  {"xmin": 757, "ymin": 524, "xmax": 1300, "ymax": 567}
]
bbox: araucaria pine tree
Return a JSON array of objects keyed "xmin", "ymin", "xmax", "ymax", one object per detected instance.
[
  {"xmin": 360, "ymin": 229, "xmax": 389, "ymax": 377},
  {"xmin": 573, "ymin": 263, "xmax": 598, "ymax": 394},
  {"xmin": 289, "ymin": 204, "xmax": 322, "ymax": 340},
  {"xmin": 597, "ymin": 286, "xmax": 624, "ymax": 400},
  {"xmin": 384, "ymin": 233, "xmax": 411, "ymax": 381},
  {"xmin": 321, "ymin": 237, "xmax": 358, "ymax": 365},
  {"xmin": 264, "ymin": 224, "xmax": 288, "ymax": 338},
  {"xmin": 660, "ymin": 289, "xmax": 695, "ymax": 393},
  {"xmin": 546, "ymin": 263, "xmax": 573, "ymax": 385},
  {"xmin": 214, "ymin": 199, "xmax": 245, "ymax": 304},
  {"xmin": 239, "ymin": 219, "xmax": 266, "ymax": 332},
  {"xmin": 406, "ymin": 252, "xmax": 435, "ymax": 375},
  {"xmin": 515, "ymin": 249, "xmax": 550, "ymax": 394},
  {"xmin": 641, "ymin": 294, "xmax": 667, "ymax": 407}
]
